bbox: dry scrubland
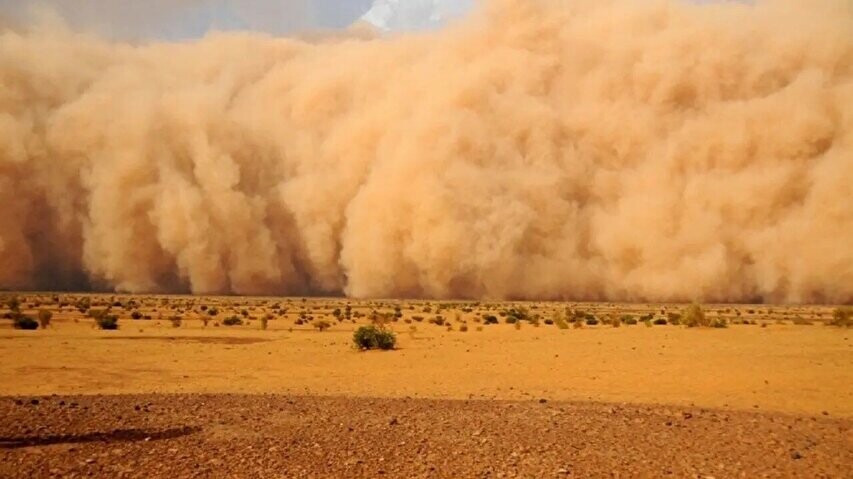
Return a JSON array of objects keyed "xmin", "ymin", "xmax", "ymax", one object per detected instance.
[
  {"xmin": 1, "ymin": 293, "xmax": 850, "ymax": 415},
  {"xmin": 1, "ymin": 294, "xmax": 851, "ymax": 478}
]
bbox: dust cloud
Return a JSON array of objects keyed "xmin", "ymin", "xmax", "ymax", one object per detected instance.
[{"xmin": 1, "ymin": 0, "xmax": 851, "ymax": 303}]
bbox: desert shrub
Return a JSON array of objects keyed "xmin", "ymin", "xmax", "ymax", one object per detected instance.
[
  {"xmin": 88, "ymin": 308, "xmax": 107, "ymax": 320},
  {"xmin": 666, "ymin": 312, "xmax": 682, "ymax": 326},
  {"xmin": 504, "ymin": 307, "xmax": 529, "ymax": 323},
  {"xmin": 429, "ymin": 316, "xmax": 446, "ymax": 326},
  {"xmin": 544, "ymin": 319, "xmax": 554, "ymax": 325},
  {"xmin": 653, "ymin": 318, "xmax": 667, "ymax": 325},
  {"xmin": 682, "ymin": 303, "xmax": 709, "ymax": 328},
  {"xmin": 505, "ymin": 316, "xmax": 518, "ymax": 324},
  {"xmin": 13, "ymin": 315, "xmax": 38, "ymax": 330},
  {"xmin": 459, "ymin": 324, "xmax": 469, "ymax": 332},
  {"xmin": 208, "ymin": 307, "xmax": 219, "ymax": 317},
  {"xmin": 412, "ymin": 315, "xmax": 425, "ymax": 322},
  {"xmin": 313, "ymin": 320, "xmax": 332, "ymax": 332},
  {"xmin": 829, "ymin": 307, "xmax": 852, "ymax": 328},
  {"xmin": 585, "ymin": 317, "xmax": 599, "ymax": 326},
  {"xmin": 131, "ymin": 311, "xmax": 143, "ymax": 320},
  {"xmin": 482, "ymin": 315, "xmax": 498, "ymax": 325},
  {"xmin": 169, "ymin": 316, "xmax": 182, "ymax": 328},
  {"xmin": 5, "ymin": 295, "xmax": 21, "ymax": 312},
  {"xmin": 712, "ymin": 318, "xmax": 728, "ymax": 328},
  {"xmin": 353, "ymin": 325, "xmax": 396, "ymax": 350},
  {"xmin": 222, "ymin": 316, "xmax": 243, "ymax": 326},
  {"xmin": 37, "ymin": 309, "xmax": 52, "ymax": 329},
  {"xmin": 95, "ymin": 314, "xmax": 119, "ymax": 330}
]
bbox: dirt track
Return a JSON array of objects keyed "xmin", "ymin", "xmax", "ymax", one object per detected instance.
[{"xmin": 1, "ymin": 394, "xmax": 850, "ymax": 478}]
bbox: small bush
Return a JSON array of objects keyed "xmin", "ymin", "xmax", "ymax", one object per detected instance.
[
  {"xmin": 14, "ymin": 315, "xmax": 38, "ymax": 330},
  {"xmin": 682, "ymin": 303, "xmax": 709, "ymax": 328},
  {"xmin": 313, "ymin": 320, "xmax": 332, "ymax": 332},
  {"xmin": 667, "ymin": 312, "xmax": 681, "ymax": 325},
  {"xmin": 222, "ymin": 316, "xmax": 243, "ymax": 326},
  {"xmin": 353, "ymin": 325, "xmax": 396, "ymax": 350},
  {"xmin": 96, "ymin": 314, "xmax": 119, "ymax": 330},
  {"xmin": 585, "ymin": 317, "xmax": 599, "ymax": 326},
  {"xmin": 829, "ymin": 307, "xmax": 851, "ymax": 328},
  {"xmin": 429, "ymin": 316, "xmax": 446, "ymax": 326},
  {"xmin": 37, "ymin": 309, "xmax": 52, "ymax": 329},
  {"xmin": 169, "ymin": 316, "xmax": 182, "ymax": 328},
  {"xmin": 482, "ymin": 315, "xmax": 498, "ymax": 325},
  {"xmin": 131, "ymin": 311, "xmax": 143, "ymax": 320},
  {"xmin": 459, "ymin": 324, "xmax": 469, "ymax": 332},
  {"xmin": 653, "ymin": 318, "xmax": 667, "ymax": 325}
]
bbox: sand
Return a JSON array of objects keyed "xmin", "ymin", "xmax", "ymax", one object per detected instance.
[
  {"xmin": 1, "ymin": 294, "xmax": 851, "ymax": 478},
  {"xmin": 1, "ymin": 295, "xmax": 850, "ymax": 416}
]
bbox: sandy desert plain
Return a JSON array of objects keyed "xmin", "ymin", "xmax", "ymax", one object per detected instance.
[{"xmin": 0, "ymin": 293, "xmax": 851, "ymax": 478}]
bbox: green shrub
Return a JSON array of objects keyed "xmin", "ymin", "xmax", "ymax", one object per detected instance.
[
  {"xmin": 482, "ymin": 315, "xmax": 499, "ymax": 325},
  {"xmin": 353, "ymin": 325, "xmax": 396, "ymax": 351},
  {"xmin": 13, "ymin": 315, "xmax": 38, "ymax": 330},
  {"xmin": 95, "ymin": 314, "xmax": 119, "ymax": 330},
  {"xmin": 222, "ymin": 316, "xmax": 243, "ymax": 326},
  {"xmin": 37, "ymin": 309, "xmax": 52, "ymax": 329}
]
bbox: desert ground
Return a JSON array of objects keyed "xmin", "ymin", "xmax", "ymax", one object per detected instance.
[{"xmin": 1, "ymin": 293, "xmax": 851, "ymax": 478}]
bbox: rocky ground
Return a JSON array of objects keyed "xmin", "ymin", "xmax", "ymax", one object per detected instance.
[{"xmin": 0, "ymin": 394, "xmax": 850, "ymax": 478}]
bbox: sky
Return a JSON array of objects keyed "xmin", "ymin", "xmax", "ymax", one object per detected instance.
[{"xmin": 0, "ymin": 0, "xmax": 475, "ymax": 39}]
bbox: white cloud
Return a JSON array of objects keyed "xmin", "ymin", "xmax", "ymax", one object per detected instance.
[{"xmin": 362, "ymin": 0, "xmax": 474, "ymax": 31}]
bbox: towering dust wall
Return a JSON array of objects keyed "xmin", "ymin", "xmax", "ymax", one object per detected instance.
[{"xmin": 1, "ymin": 0, "xmax": 851, "ymax": 302}]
